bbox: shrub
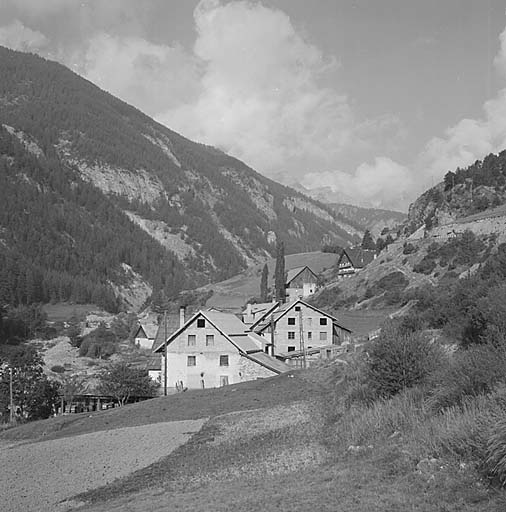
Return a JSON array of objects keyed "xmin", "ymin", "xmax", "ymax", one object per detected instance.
[
  {"xmin": 366, "ymin": 325, "xmax": 442, "ymax": 398},
  {"xmin": 50, "ymin": 365, "xmax": 66, "ymax": 374},
  {"xmin": 428, "ymin": 344, "xmax": 506, "ymax": 411},
  {"xmin": 402, "ymin": 242, "xmax": 418, "ymax": 255},
  {"xmin": 413, "ymin": 257, "xmax": 436, "ymax": 274},
  {"xmin": 483, "ymin": 416, "xmax": 506, "ymax": 487}
]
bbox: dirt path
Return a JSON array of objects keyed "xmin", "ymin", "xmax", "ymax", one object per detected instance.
[{"xmin": 0, "ymin": 419, "xmax": 205, "ymax": 512}]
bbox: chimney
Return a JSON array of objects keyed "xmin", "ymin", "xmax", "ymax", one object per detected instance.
[
  {"xmin": 179, "ymin": 306, "xmax": 186, "ymax": 328},
  {"xmin": 247, "ymin": 303, "xmax": 252, "ymax": 315}
]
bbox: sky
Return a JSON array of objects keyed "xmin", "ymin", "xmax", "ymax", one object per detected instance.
[{"xmin": 1, "ymin": 0, "xmax": 506, "ymax": 211}]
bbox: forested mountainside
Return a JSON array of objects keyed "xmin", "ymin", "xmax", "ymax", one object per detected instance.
[
  {"xmin": 0, "ymin": 46, "xmax": 360, "ymax": 311},
  {"xmin": 328, "ymin": 203, "xmax": 406, "ymax": 238},
  {"xmin": 407, "ymin": 151, "xmax": 506, "ymax": 233}
]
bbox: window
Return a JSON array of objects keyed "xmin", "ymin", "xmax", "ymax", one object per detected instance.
[
  {"xmin": 319, "ymin": 318, "xmax": 328, "ymax": 326},
  {"xmin": 295, "ymin": 306, "xmax": 301, "ymax": 312},
  {"xmin": 288, "ymin": 331, "xmax": 295, "ymax": 339},
  {"xmin": 287, "ymin": 317, "xmax": 296, "ymax": 325},
  {"xmin": 206, "ymin": 334, "xmax": 214, "ymax": 346},
  {"xmin": 188, "ymin": 334, "xmax": 196, "ymax": 346},
  {"xmin": 220, "ymin": 375, "xmax": 229, "ymax": 386},
  {"xmin": 187, "ymin": 356, "xmax": 196, "ymax": 366},
  {"xmin": 220, "ymin": 355, "xmax": 229, "ymax": 366},
  {"xmin": 320, "ymin": 331, "xmax": 327, "ymax": 341},
  {"xmin": 287, "ymin": 346, "xmax": 296, "ymax": 352},
  {"xmin": 197, "ymin": 318, "xmax": 205, "ymax": 328},
  {"xmin": 307, "ymin": 331, "xmax": 312, "ymax": 340},
  {"xmin": 307, "ymin": 318, "xmax": 312, "ymax": 326}
]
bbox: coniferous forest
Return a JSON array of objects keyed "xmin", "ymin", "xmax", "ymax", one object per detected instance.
[{"xmin": 0, "ymin": 45, "xmax": 357, "ymax": 312}]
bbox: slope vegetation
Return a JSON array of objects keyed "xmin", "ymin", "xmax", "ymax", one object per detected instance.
[{"xmin": 0, "ymin": 46, "xmax": 360, "ymax": 310}]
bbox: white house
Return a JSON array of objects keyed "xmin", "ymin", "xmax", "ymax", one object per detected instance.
[
  {"xmin": 251, "ymin": 299, "xmax": 352, "ymax": 367},
  {"xmin": 152, "ymin": 308, "xmax": 290, "ymax": 390},
  {"xmin": 133, "ymin": 323, "xmax": 158, "ymax": 350}
]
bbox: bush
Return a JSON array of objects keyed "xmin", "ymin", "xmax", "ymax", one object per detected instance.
[
  {"xmin": 413, "ymin": 257, "xmax": 437, "ymax": 274},
  {"xmin": 402, "ymin": 242, "xmax": 418, "ymax": 255},
  {"xmin": 483, "ymin": 416, "xmax": 506, "ymax": 487},
  {"xmin": 428, "ymin": 344, "xmax": 506, "ymax": 411},
  {"xmin": 366, "ymin": 325, "xmax": 442, "ymax": 398},
  {"xmin": 50, "ymin": 365, "xmax": 66, "ymax": 374}
]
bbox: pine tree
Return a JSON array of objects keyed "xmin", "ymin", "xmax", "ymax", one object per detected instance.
[
  {"xmin": 260, "ymin": 264, "xmax": 269, "ymax": 302},
  {"xmin": 274, "ymin": 240, "xmax": 286, "ymax": 303},
  {"xmin": 361, "ymin": 229, "xmax": 376, "ymax": 250}
]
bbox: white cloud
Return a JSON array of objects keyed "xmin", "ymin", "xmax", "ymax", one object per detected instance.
[
  {"xmin": 157, "ymin": 0, "xmax": 355, "ymax": 173},
  {"xmin": 416, "ymin": 25, "xmax": 506, "ymax": 186},
  {"xmin": 73, "ymin": 33, "xmax": 201, "ymax": 117},
  {"xmin": 302, "ymin": 157, "xmax": 415, "ymax": 210},
  {"xmin": 0, "ymin": 19, "xmax": 48, "ymax": 52}
]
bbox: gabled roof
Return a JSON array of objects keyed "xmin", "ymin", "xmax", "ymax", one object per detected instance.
[
  {"xmin": 340, "ymin": 248, "xmax": 375, "ymax": 269},
  {"xmin": 242, "ymin": 301, "xmax": 278, "ymax": 315},
  {"xmin": 134, "ymin": 323, "xmax": 158, "ymax": 339},
  {"xmin": 248, "ymin": 302, "xmax": 280, "ymax": 330},
  {"xmin": 254, "ymin": 299, "xmax": 352, "ymax": 334},
  {"xmin": 151, "ymin": 314, "xmax": 182, "ymax": 353},
  {"xmin": 151, "ymin": 309, "xmax": 288, "ymax": 374},
  {"xmin": 285, "ymin": 266, "xmax": 317, "ymax": 285}
]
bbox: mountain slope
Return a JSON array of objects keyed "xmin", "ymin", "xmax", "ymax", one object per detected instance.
[{"xmin": 0, "ymin": 46, "xmax": 361, "ymax": 310}]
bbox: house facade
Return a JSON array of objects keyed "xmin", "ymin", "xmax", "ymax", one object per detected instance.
[
  {"xmin": 134, "ymin": 323, "xmax": 158, "ymax": 350},
  {"xmin": 152, "ymin": 309, "xmax": 290, "ymax": 390},
  {"xmin": 252, "ymin": 299, "xmax": 352, "ymax": 362},
  {"xmin": 285, "ymin": 266, "xmax": 318, "ymax": 301},
  {"xmin": 336, "ymin": 248, "xmax": 376, "ymax": 278}
]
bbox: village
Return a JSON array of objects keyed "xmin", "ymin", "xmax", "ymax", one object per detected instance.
[{"xmin": 131, "ymin": 246, "xmax": 378, "ymax": 397}]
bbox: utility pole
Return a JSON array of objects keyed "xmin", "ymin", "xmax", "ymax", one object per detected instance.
[
  {"xmin": 298, "ymin": 307, "xmax": 306, "ymax": 369},
  {"xmin": 9, "ymin": 367, "xmax": 14, "ymax": 423},
  {"xmin": 270, "ymin": 315, "xmax": 275, "ymax": 356},
  {"xmin": 163, "ymin": 311, "xmax": 168, "ymax": 396}
]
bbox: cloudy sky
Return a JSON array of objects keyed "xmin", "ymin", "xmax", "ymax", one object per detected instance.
[{"xmin": 1, "ymin": 0, "xmax": 506, "ymax": 211}]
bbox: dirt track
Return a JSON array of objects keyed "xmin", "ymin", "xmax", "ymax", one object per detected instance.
[{"xmin": 0, "ymin": 419, "xmax": 205, "ymax": 512}]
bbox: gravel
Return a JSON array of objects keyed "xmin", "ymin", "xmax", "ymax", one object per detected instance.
[{"xmin": 0, "ymin": 419, "xmax": 205, "ymax": 512}]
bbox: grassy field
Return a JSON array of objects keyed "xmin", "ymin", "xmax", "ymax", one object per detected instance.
[
  {"xmin": 0, "ymin": 369, "xmax": 327, "ymax": 443},
  {"xmin": 2, "ymin": 361, "xmax": 506, "ymax": 511},
  {"xmin": 204, "ymin": 251, "xmax": 340, "ymax": 310}
]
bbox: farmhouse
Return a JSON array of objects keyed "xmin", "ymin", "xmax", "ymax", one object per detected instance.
[
  {"xmin": 133, "ymin": 323, "xmax": 158, "ymax": 350},
  {"xmin": 285, "ymin": 265, "xmax": 318, "ymax": 301},
  {"xmin": 251, "ymin": 299, "xmax": 352, "ymax": 366},
  {"xmin": 152, "ymin": 308, "xmax": 290, "ymax": 390},
  {"xmin": 336, "ymin": 248, "xmax": 376, "ymax": 278}
]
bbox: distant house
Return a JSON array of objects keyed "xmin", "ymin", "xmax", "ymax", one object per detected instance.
[
  {"xmin": 152, "ymin": 308, "xmax": 290, "ymax": 390},
  {"xmin": 133, "ymin": 323, "xmax": 158, "ymax": 350},
  {"xmin": 252, "ymin": 299, "xmax": 352, "ymax": 367},
  {"xmin": 336, "ymin": 248, "xmax": 376, "ymax": 278},
  {"xmin": 285, "ymin": 266, "xmax": 318, "ymax": 301},
  {"xmin": 241, "ymin": 301, "xmax": 279, "ymax": 326}
]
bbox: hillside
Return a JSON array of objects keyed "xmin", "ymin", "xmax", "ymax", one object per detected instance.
[
  {"xmin": 313, "ymin": 150, "xmax": 506, "ymax": 313},
  {"xmin": 0, "ymin": 46, "xmax": 361, "ymax": 311},
  {"xmin": 329, "ymin": 203, "xmax": 406, "ymax": 237}
]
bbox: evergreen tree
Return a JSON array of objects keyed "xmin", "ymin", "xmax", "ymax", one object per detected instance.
[
  {"xmin": 260, "ymin": 264, "xmax": 269, "ymax": 302},
  {"xmin": 274, "ymin": 240, "xmax": 286, "ymax": 303},
  {"xmin": 361, "ymin": 230, "xmax": 376, "ymax": 250}
]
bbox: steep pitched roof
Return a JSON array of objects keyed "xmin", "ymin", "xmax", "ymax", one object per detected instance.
[
  {"xmin": 340, "ymin": 248, "xmax": 375, "ymax": 269},
  {"xmin": 285, "ymin": 266, "xmax": 317, "ymax": 285},
  {"xmin": 248, "ymin": 302, "xmax": 280, "ymax": 330},
  {"xmin": 151, "ymin": 309, "xmax": 289, "ymax": 374},
  {"xmin": 151, "ymin": 314, "xmax": 182, "ymax": 353},
  {"xmin": 134, "ymin": 323, "xmax": 158, "ymax": 339},
  {"xmin": 254, "ymin": 299, "xmax": 352, "ymax": 334}
]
